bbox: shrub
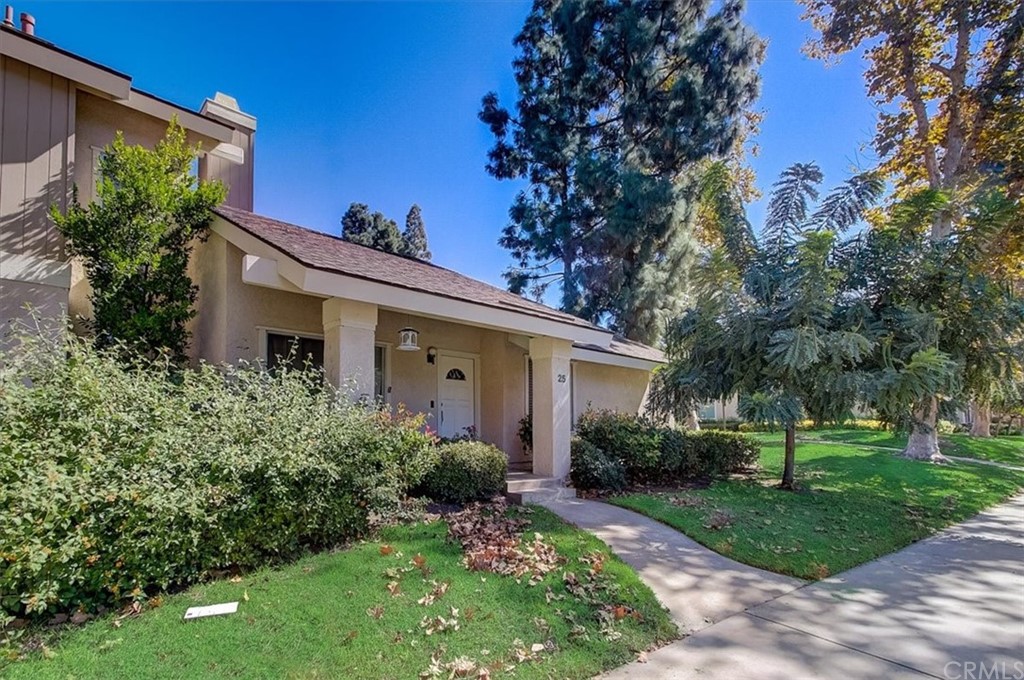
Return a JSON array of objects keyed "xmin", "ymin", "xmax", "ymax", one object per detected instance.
[
  {"xmin": 572, "ymin": 411, "xmax": 760, "ymax": 491},
  {"xmin": 0, "ymin": 331, "xmax": 436, "ymax": 619},
  {"xmin": 574, "ymin": 409, "xmax": 661, "ymax": 482},
  {"xmin": 686, "ymin": 430, "xmax": 760, "ymax": 476},
  {"xmin": 419, "ymin": 440, "xmax": 507, "ymax": 504},
  {"xmin": 569, "ymin": 438, "xmax": 627, "ymax": 492}
]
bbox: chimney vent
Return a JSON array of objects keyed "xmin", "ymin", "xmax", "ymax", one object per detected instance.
[
  {"xmin": 19, "ymin": 10, "xmax": 33, "ymax": 35},
  {"xmin": 2, "ymin": 6, "xmax": 14, "ymax": 28}
]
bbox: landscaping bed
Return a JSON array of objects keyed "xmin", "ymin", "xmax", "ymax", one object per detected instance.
[
  {"xmin": 2, "ymin": 504, "xmax": 676, "ymax": 678},
  {"xmin": 611, "ymin": 435, "xmax": 1024, "ymax": 580}
]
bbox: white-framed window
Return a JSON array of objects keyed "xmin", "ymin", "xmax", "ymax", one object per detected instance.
[
  {"xmin": 524, "ymin": 356, "xmax": 534, "ymax": 419},
  {"xmin": 90, "ymin": 145, "xmax": 105, "ymax": 204},
  {"xmin": 374, "ymin": 343, "xmax": 391, "ymax": 404},
  {"xmin": 263, "ymin": 330, "xmax": 325, "ymax": 372},
  {"xmin": 698, "ymin": 401, "xmax": 717, "ymax": 421},
  {"xmin": 259, "ymin": 327, "xmax": 391, "ymax": 404}
]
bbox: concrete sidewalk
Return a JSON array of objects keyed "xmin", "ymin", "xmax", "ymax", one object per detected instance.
[
  {"xmin": 538, "ymin": 498, "xmax": 803, "ymax": 634},
  {"xmin": 555, "ymin": 494, "xmax": 1024, "ymax": 680}
]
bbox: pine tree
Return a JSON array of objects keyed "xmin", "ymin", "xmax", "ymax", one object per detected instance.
[
  {"xmin": 341, "ymin": 202, "xmax": 403, "ymax": 254},
  {"xmin": 401, "ymin": 204, "xmax": 431, "ymax": 260},
  {"xmin": 480, "ymin": 0, "xmax": 764, "ymax": 344},
  {"xmin": 341, "ymin": 203, "xmax": 374, "ymax": 245}
]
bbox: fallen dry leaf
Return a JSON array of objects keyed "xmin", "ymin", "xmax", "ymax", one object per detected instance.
[
  {"xmin": 380, "ymin": 544, "xmax": 395, "ymax": 556},
  {"xmin": 446, "ymin": 501, "xmax": 564, "ymax": 581}
]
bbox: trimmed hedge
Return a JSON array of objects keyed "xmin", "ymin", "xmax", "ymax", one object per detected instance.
[
  {"xmin": 572, "ymin": 410, "xmax": 759, "ymax": 490},
  {"xmin": 419, "ymin": 440, "xmax": 508, "ymax": 504},
  {"xmin": 0, "ymin": 333, "xmax": 436, "ymax": 619}
]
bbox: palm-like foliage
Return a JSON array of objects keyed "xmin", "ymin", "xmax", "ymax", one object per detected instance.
[
  {"xmin": 841, "ymin": 185, "xmax": 1024, "ymax": 454},
  {"xmin": 653, "ymin": 162, "xmax": 884, "ymax": 488}
]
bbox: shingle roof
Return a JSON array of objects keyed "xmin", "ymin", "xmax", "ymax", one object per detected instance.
[
  {"xmin": 214, "ymin": 206, "xmax": 665, "ymax": 365},
  {"xmin": 574, "ymin": 336, "xmax": 667, "ymax": 364},
  {"xmin": 214, "ymin": 205, "xmax": 604, "ymax": 332}
]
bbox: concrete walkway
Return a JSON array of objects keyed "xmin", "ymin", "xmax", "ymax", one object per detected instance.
[
  {"xmin": 542, "ymin": 494, "xmax": 1024, "ymax": 679},
  {"xmin": 537, "ymin": 498, "xmax": 803, "ymax": 634}
]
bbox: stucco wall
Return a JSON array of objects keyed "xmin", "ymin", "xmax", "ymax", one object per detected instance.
[
  {"xmin": 571, "ymin": 361, "xmax": 653, "ymax": 423},
  {"xmin": 190, "ymin": 235, "xmax": 324, "ymax": 365},
  {"xmin": 375, "ymin": 310, "xmax": 529, "ymax": 461},
  {"xmin": 188, "ymin": 237, "xmax": 663, "ymax": 461},
  {"xmin": 188, "ymin": 238, "xmax": 534, "ymax": 459}
]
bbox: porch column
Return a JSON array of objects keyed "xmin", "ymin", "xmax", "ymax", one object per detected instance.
[
  {"xmin": 322, "ymin": 298, "xmax": 378, "ymax": 400},
  {"xmin": 529, "ymin": 336, "xmax": 573, "ymax": 480}
]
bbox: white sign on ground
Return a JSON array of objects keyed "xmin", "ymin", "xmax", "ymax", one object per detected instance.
[{"xmin": 183, "ymin": 602, "xmax": 239, "ymax": 621}]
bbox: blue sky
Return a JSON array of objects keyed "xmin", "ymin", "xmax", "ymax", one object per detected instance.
[{"xmin": 30, "ymin": 1, "xmax": 877, "ymax": 288}]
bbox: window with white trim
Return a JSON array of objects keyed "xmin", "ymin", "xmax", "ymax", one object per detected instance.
[
  {"xmin": 374, "ymin": 344, "xmax": 389, "ymax": 403},
  {"xmin": 265, "ymin": 332, "xmax": 324, "ymax": 371}
]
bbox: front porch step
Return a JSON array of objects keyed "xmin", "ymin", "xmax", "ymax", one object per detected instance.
[{"xmin": 505, "ymin": 472, "xmax": 577, "ymax": 505}]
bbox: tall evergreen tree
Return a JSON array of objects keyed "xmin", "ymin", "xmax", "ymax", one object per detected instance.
[
  {"xmin": 341, "ymin": 202, "xmax": 403, "ymax": 254},
  {"xmin": 480, "ymin": 0, "xmax": 763, "ymax": 344},
  {"xmin": 401, "ymin": 204, "xmax": 431, "ymax": 260}
]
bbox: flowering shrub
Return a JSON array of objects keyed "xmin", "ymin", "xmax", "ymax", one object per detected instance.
[{"xmin": 0, "ymin": 331, "xmax": 436, "ymax": 619}]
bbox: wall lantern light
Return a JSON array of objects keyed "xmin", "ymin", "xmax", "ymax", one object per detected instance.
[
  {"xmin": 426, "ymin": 346, "xmax": 437, "ymax": 364},
  {"xmin": 397, "ymin": 327, "xmax": 421, "ymax": 351}
]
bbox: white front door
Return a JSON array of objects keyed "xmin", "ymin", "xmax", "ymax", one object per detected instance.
[{"xmin": 438, "ymin": 354, "xmax": 476, "ymax": 439}]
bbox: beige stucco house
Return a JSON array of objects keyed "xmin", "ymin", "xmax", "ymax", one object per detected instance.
[{"xmin": 0, "ymin": 15, "xmax": 664, "ymax": 491}]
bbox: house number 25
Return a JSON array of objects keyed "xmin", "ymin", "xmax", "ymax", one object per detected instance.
[{"xmin": 557, "ymin": 374, "xmax": 567, "ymax": 383}]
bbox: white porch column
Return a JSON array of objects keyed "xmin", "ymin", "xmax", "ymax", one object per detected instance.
[
  {"xmin": 322, "ymin": 298, "xmax": 378, "ymax": 400},
  {"xmin": 529, "ymin": 336, "xmax": 573, "ymax": 480}
]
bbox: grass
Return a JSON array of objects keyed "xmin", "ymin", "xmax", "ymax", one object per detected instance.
[
  {"xmin": 611, "ymin": 434, "xmax": 1024, "ymax": 580},
  {"xmin": 4, "ymin": 507, "xmax": 675, "ymax": 679},
  {"xmin": 798, "ymin": 429, "xmax": 1024, "ymax": 466}
]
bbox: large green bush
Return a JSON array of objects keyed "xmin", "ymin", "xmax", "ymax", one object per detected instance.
[
  {"xmin": 569, "ymin": 438, "xmax": 627, "ymax": 492},
  {"xmin": 419, "ymin": 440, "xmax": 507, "ymax": 504},
  {"xmin": 573, "ymin": 410, "xmax": 759, "ymax": 490},
  {"xmin": 0, "ymin": 332, "xmax": 436, "ymax": 619},
  {"xmin": 574, "ymin": 409, "xmax": 661, "ymax": 482}
]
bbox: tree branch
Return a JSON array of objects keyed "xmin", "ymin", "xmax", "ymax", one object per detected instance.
[
  {"xmin": 898, "ymin": 42, "xmax": 941, "ymax": 190},
  {"xmin": 962, "ymin": 2, "xmax": 1024, "ymax": 168}
]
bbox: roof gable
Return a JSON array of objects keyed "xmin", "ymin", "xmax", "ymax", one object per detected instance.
[{"xmin": 213, "ymin": 205, "xmax": 606, "ymax": 334}]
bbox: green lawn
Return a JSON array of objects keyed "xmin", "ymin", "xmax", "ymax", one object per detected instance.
[
  {"xmin": 612, "ymin": 436, "xmax": 1024, "ymax": 580},
  {"xmin": 799, "ymin": 429, "xmax": 1024, "ymax": 466},
  {"xmin": 4, "ymin": 507, "xmax": 675, "ymax": 679}
]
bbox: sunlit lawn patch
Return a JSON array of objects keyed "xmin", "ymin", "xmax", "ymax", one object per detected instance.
[
  {"xmin": 798, "ymin": 429, "xmax": 1024, "ymax": 467},
  {"xmin": 4, "ymin": 507, "xmax": 675, "ymax": 679},
  {"xmin": 612, "ymin": 437, "xmax": 1024, "ymax": 580}
]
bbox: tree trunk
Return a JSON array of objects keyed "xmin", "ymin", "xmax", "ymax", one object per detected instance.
[
  {"xmin": 684, "ymin": 409, "xmax": 701, "ymax": 431},
  {"xmin": 969, "ymin": 401, "xmax": 992, "ymax": 438},
  {"xmin": 902, "ymin": 397, "xmax": 947, "ymax": 461},
  {"xmin": 780, "ymin": 424, "xmax": 796, "ymax": 490}
]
